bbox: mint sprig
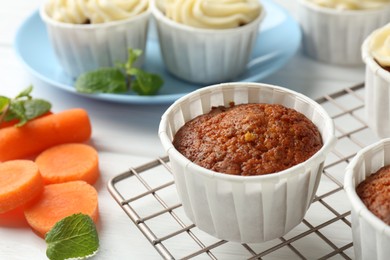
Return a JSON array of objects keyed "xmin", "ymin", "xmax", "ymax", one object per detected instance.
[
  {"xmin": 75, "ymin": 68, "xmax": 126, "ymax": 94},
  {"xmin": 75, "ymin": 48, "xmax": 164, "ymax": 96},
  {"xmin": 46, "ymin": 213, "xmax": 99, "ymax": 260},
  {"xmin": 0, "ymin": 85, "xmax": 51, "ymax": 127},
  {"xmin": 130, "ymin": 68, "xmax": 164, "ymax": 96}
]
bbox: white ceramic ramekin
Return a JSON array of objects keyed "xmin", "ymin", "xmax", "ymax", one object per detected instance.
[
  {"xmin": 40, "ymin": 3, "xmax": 150, "ymax": 79},
  {"xmin": 151, "ymin": 2, "xmax": 265, "ymax": 84},
  {"xmin": 159, "ymin": 82, "xmax": 337, "ymax": 243},
  {"xmin": 362, "ymin": 24, "xmax": 390, "ymax": 138},
  {"xmin": 344, "ymin": 139, "xmax": 390, "ymax": 260},
  {"xmin": 297, "ymin": 0, "xmax": 390, "ymax": 66}
]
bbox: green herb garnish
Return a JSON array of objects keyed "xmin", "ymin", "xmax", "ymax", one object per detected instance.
[
  {"xmin": 45, "ymin": 213, "xmax": 99, "ymax": 260},
  {"xmin": 75, "ymin": 68, "xmax": 127, "ymax": 94},
  {"xmin": 130, "ymin": 68, "xmax": 165, "ymax": 96},
  {"xmin": 0, "ymin": 85, "xmax": 51, "ymax": 127},
  {"xmin": 75, "ymin": 48, "xmax": 164, "ymax": 96}
]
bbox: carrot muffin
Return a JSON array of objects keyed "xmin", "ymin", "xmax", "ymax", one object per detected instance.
[
  {"xmin": 357, "ymin": 165, "xmax": 390, "ymax": 225},
  {"xmin": 173, "ymin": 103, "xmax": 323, "ymax": 176},
  {"xmin": 160, "ymin": 82, "xmax": 336, "ymax": 242}
]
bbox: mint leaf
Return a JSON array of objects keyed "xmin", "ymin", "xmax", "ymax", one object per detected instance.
[
  {"xmin": 0, "ymin": 86, "xmax": 52, "ymax": 127},
  {"xmin": 6, "ymin": 101, "xmax": 27, "ymax": 125},
  {"xmin": 0, "ymin": 96, "xmax": 10, "ymax": 111},
  {"xmin": 17, "ymin": 99, "xmax": 52, "ymax": 126},
  {"xmin": 15, "ymin": 85, "xmax": 33, "ymax": 99},
  {"xmin": 74, "ymin": 48, "xmax": 164, "ymax": 96},
  {"xmin": 0, "ymin": 96, "xmax": 10, "ymax": 114},
  {"xmin": 75, "ymin": 68, "xmax": 127, "ymax": 94},
  {"xmin": 131, "ymin": 68, "xmax": 164, "ymax": 96},
  {"xmin": 125, "ymin": 48, "xmax": 142, "ymax": 71},
  {"xmin": 0, "ymin": 96, "xmax": 10, "ymax": 123},
  {"xmin": 124, "ymin": 48, "xmax": 163, "ymax": 95},
  {"xmin": 46, "ymin": 213, "xmax": 99, "ymax": 260},
  {"xmin": 4, "ymin": 97, "xmax": 51, "ymax": 126}
]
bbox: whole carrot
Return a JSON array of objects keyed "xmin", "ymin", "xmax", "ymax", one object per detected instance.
[
  {"xmin": 0, "ymin": 108, "xmax": 92, "ymax": 161},
  {"xmin": 0, "ymin": 111, "xmax": 53, "ymax": 129}
]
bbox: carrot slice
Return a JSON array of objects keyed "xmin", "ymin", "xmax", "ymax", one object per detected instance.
[
  {"xmin": 24, "ymin": 180, "xmax": 99, "ymax": 237},
  {"xmin": 35, "ymin": 143, "xmax": 99, "ymax": 185},
  {"xmin": 0, "ymin": 108, "xmax": 91, "ymax": 162},
  {"xmin": 0, "ymin": 207, "xmax": 28, "ymax": 227},
  {"xmin": 0, "ymin": 160, "xmax": 43, "ymax": 214}
]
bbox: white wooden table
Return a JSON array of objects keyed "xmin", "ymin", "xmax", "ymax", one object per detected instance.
[{"xmin": 0, "ymin": 0, "xmax": 367, "ymax": 259}]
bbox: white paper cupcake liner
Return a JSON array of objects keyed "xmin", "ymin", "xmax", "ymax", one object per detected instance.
[
  {"xmin": 362, "ymin": 32, "xmax": 390, "ymax": 138},
  {"xmin": 151, "ymin": 2, "xmax": 265, "ymax": 84},
  {"xmin": 344, "ymin": 139, "xmax": 390, "ymax": 260},
  {"xmin": 159, "ymin": 82, "xmax": 336, "ymax": 243},
  {"xmin": 297, "ymin": 0, "xmax": 390, "ymax": 66},
  {"xmin": 40, "ymin": 5, "xmax": 150, "ymax": 79}
]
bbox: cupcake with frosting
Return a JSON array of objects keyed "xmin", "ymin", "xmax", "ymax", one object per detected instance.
[
  {"xmin": 369, "ymin": 24, "xmax": 390, "ymax": 71},
  {"xmin": 297, "ymin": 0, "xmax": 390, "ymax": 65},
  {"xmin": 362, "ymin": 23, "xmax": 390, "ymax": 138},
  {"xmin": 152, "ymin": 0, "xmax": 264, "ymax": 84},
  {"xmin": 308, "ymin": 0, "xmax": 390, "ymax": 10},
  {"xmin": 40, "ymin": 0, "xmax": 150, "ymax": 78}
]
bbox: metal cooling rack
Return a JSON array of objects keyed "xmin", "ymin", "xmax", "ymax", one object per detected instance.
[{"xmin": 108, "ymin": 83, "xmax": 377, "ymax": 259}]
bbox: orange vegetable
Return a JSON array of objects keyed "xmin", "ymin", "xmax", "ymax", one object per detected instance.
[
  {"xmin": 0, "ymin": 160, "xmax": 43, "ymax": 214},
  {"xmin": 24, "ymin": 180, "xmax": 99, "ymax": 237},
  {"xmin": 0, "ymin": 207, "xmax": 28, "ymax": 227},
  {"xmin": 35, "ymin": 143, "xmax": 99, "ymax": 185},
  {"xmin": 0, "ymin": 119, "xmax": 19, "ymax": 128},
  {"xmin": 0, "ymin": 108, "xmax": 91, "ymax": 162},
  {"xmin": 0, "ymin": 111, "xmax": 53, "ymax": 129}
]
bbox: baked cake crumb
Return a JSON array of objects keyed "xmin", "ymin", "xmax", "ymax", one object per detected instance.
[
  {"xmin": 173, "ymin": 103, "xmax": 323, "ymax": 176},
  {"xmin": 357, "ymin": 165, "xmax": 390, "ymax": 225}
]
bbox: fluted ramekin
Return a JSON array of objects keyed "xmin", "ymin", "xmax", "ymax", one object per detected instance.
[
  {"xmin": 362, "ymin": 24, "xmax": 390, "ymax": 138},
  {"xmin": 151, "ymin": 2, "xmax": 265, "ymax": 84},
  {"xmin": 40, "ymin": 3, "xmax": 150, "ymax": 79},
  {"xmin": 344, "ymin": 139, "xmax": 390, "ymax": 260},
  {"xmin": 297, "ymin": 0, "xmax": 390, "ymax": 65},
  {"xmin": 159, "ymin": 82, "xmax": 336, "ymax": 243}
]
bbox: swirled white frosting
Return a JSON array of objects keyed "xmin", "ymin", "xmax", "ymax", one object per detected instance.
[
  {"xmin": 158, "ymin": 0, "xmax": 262, "ymax": 29},
  {"xmin": 45, "ymin": 0, "xmax": 148, "ymax": 24},
  {"xmin": 306, "ymin": 0, "xmax": 390, "ymax": 10},
  {"xmin": 370, "ymin": 24, "xmax": 390, "ymax": 67}
]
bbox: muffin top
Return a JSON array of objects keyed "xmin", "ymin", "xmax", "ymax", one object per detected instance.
[
  {"xmin": 356, "ymin": 165, "xmax": 390, "ymax": 225},
  {"xmin": 173, "ymin": 103, "xmax": 323, "ymax": 176},
  {"xmin": 44, "ymin": 0, "xmax": 149, "ymax": 24},
  {"xmin": 305, "ymin": 0, "xmax": 390, "ymax": 10},
  {"xmin": 369, "ymin": 23, "xmax": 390, "ymax": 68},
  {"xmin": 157, "ymin": 0, "xmax": 262, "ymax": 29}
]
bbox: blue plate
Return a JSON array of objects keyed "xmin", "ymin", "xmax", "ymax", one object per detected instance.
[{"xmin": 14, "ymin": 0, "xmax": 301, "ymax": 105}]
